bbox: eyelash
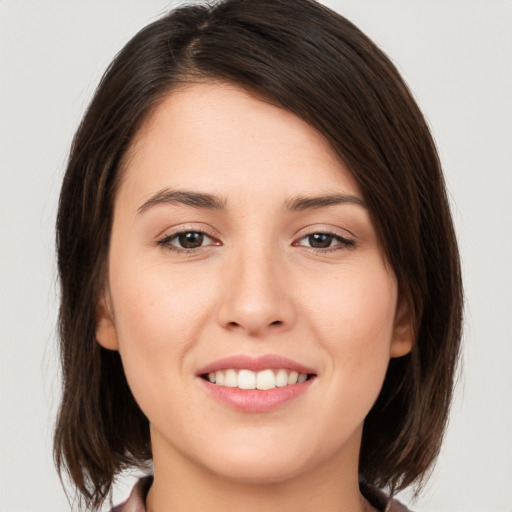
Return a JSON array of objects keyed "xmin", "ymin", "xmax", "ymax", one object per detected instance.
[
  {"xmin": 157, "ymin": 229, "xmax": 356, "ymax": 254},
  {"xmin": 294, "ymin": 231, "xmax": 356, "ymax": 253},
  {"xmin": 157, "ymin": 230, "xmax": 218, "ymax": 254}
]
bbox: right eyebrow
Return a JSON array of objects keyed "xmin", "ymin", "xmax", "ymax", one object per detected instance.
[
  {"xmin": 137, "ymin": 188, "xmax": 227, "ymax": 215},
  {"xmin": 284, "ymin": 193, "xmax": 366, "ymax": 211}
]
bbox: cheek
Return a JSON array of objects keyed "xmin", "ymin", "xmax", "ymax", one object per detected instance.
[
  {"xmin": 308, "ymin": 262, "xmax": 397, "ymax": 397},
  {"xmin": 310, "ymin": 262, "xmax": 397, "ymax": 344},
  {"xmin": 110, "ymin": 252, "xmax": 218, "ymax": 341},
  {"xmin": 107, "ymin": 257, "xmax": 217, "ymax": 404}
]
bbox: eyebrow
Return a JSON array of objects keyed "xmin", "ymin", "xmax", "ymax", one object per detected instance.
[
  {"xmin": 137, "ymin": 188, "xmax": 365, "ymax": 215},
  {"xmin": 137, "ymin": 189, "xmax": 227, "ymax": 214},
  {"xmin": 285, "ymin": 193, "xmax": 366, "ymax": 211}
]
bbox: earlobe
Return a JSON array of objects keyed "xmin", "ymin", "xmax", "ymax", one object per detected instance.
[
  {"xmin": 390, "ymin": 298, "xmax": 415, "ymax": 358},
  {"xmin": 95, "ymin": 290, "xmax": 119, "ymax": 350}
]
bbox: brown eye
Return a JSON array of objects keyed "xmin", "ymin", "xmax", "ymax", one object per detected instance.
[
  {"xmin": 176, "ymin": 232, "xmax": 205, "ymax": 248},
  {"xmin": 307, "ymin": 233, "xmax": 334, "ymax": 248},
  {"xmin": 158, "ymin": 231, "xmax": 215, "ymax": 251},
  {"xmin": 295, "ymin": 232, "xmax": 355, "ymax": 251}
]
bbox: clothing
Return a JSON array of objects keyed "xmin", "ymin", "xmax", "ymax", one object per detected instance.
[{"xmin": 111, "ymin": 476, "xmax": 413, "ymax": 512}]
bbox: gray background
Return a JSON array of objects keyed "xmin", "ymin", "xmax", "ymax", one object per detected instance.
[{"xmin": 1, "ymin": 1, "xmax": 511, "ymax": 511}]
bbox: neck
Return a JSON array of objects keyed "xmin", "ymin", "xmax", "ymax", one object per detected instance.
[{"xmin": 146, "ymin": 428, "xmax": 374, "ymax": 512}]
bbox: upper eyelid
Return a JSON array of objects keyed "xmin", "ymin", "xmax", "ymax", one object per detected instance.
[
  {"xmin": 294, "ymin": 225, "xmax": 356, "ymax": 241},
  {"xmin": 155, "ymin": 225, "xmax": 356, "ymax": 245},
  {"xmin": 160, "ymin": 230, "xmax": 217, "ymax": 245},
  {"xmin": 294, "ymin": 232, "xmax": 355, "ymax": 248},
  {"xmin": 297, "ymin": 229, "xmax": 352, "ymax": 238},
  {"xmin": 157, "ymin": 224, "xmax": 219, "ymax": 240},
  {"xmin": 162, "ymin": 232, "xmax": 211, "ymax": 242},
  {"xmin": 157, "ymin": 230, "xmax": 219, "ymax": 255},
  {"xmin": 297, "ymin": 232, "xmax": 350, "ymax": 242}
]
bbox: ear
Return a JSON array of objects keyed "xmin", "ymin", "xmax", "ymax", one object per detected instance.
[
  {"xmin": 95, "ymin": 289, "xmax": 119, "ymax": 350},
  {"xmin": 390, "ymin": 298, "xmax": 415, "ymax": 358}
]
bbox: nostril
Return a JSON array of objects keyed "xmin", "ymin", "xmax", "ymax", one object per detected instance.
[{"xmin": 270, "ymin": 320, "xmax": 282, "ymax": 326}]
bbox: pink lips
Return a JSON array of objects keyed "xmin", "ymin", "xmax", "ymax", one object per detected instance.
[
  {"xmin": 197, "ymin": 354, "xmax": 316, "ymax": 375},
  {"xmin": 196, "ymin": 354, "xmax": 316, "ymax": 413}
]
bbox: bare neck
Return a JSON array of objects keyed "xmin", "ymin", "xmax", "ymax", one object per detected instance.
[{"xmin": 146, "ymin": 429, "xmax": 376, "ymax": 512}]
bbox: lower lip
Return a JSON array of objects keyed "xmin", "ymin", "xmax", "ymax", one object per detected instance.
[{"xmin": 198, "ymin": 377, "xmax": 315, "ymax": 412}]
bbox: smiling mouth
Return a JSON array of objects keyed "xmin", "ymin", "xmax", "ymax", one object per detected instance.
[{"xmin": 200, "ymin": 368, "xmax": 316, "ymax": 390}]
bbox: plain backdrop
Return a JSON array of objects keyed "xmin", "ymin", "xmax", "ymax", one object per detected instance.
[{"xmin": 1, "ymin": 1, "xmax": 511, "ymax": 511}]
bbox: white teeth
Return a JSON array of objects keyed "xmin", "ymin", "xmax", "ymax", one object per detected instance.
[
  {"xmin": 275, "ymin": 369, "xmax": 288, "ymax": 387},
  {"xmin": 207, "ymin": 369, "xmax": 310, "ymax": 390},
  {"xmin": 224, "ymin": 369, "xmax": 238, "ymax": 387},
  {"xmin": 287, "ymin": 371, "xmax": 299, "ymax": 385},
  {"xmin": 256, "ymin": 369, "xmax": 275, "ymax": 390},
  {"xmin": 238, "ymin": 369, "xmax": 256, "ymax": 389}
]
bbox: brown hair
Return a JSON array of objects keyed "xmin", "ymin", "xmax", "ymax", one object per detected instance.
[{"xmin": 54, "ymin": 0, "xmax": 463, "ymax": 508}]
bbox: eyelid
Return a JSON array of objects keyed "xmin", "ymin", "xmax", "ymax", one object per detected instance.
[
  {"xmin": 162, "ymin": 231, "xmax": 213, "ymax": 247},
  {"xmin": 296, "ymin": 233, "xmax": 354, "ymax": 247},
  {"xmin": 156, "ymin": 222, "xmax": 219, "ymax": 240},
  {"xmin": 293, "ymin": 224, "xmax": 356, "ymax": 241},
  {"xmin": 292, "ymin": 226, "xmax": 357, "ymax": 252},
  {"xmin": 154, "ymin": 223, "xmax": 356, "ymax": 255},
  {"xmin": 156, "ymin": 224, "xmax": 221, "ymax": 253}
]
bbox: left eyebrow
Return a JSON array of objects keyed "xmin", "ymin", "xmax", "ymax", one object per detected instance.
[
  {"xmin": 284, "ymin": 193, "xmax": 366, "ymax": 211},
  {"xmin": 137, "ymin": 188, "xmax": 227, "ymax": 215}
]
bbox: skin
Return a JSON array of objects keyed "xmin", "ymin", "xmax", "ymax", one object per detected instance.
[{"xmin": 96, "ymin": 82, "xmax": 413, "ymax": 512}]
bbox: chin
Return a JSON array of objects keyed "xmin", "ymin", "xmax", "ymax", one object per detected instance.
[
  {"xmin": 190, "ymin": 428, "xmax": 324, "ymax": 485},
  {"xmin": 207, "ymin": 452, "xmax": 309, "ymax": 485}
]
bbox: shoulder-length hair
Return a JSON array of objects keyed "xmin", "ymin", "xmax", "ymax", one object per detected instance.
[{"xmin": 54, "ymin": 0, "xmax": 463, "ymax": 508}]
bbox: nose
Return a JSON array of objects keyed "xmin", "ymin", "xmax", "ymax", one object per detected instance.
[{"xmin": 216, "ymin": 246, "xmax": 296, "ymax": 336}]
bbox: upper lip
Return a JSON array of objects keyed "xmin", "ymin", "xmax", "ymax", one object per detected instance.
[{"xmin": 197, "ymin": 354, "xmax": 316, "ymax": 376}]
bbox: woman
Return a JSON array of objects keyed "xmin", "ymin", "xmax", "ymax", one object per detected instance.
[{"xmin": 54, "ymin": 1, "xmax": 463, "ymax": 511}]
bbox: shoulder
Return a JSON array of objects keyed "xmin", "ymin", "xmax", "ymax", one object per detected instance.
[{"xmin": 111, "ymin": 477, "xmax": 153, "ymax": 512}]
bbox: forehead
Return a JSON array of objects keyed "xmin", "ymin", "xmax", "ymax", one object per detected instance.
[{"xmin": 118, "ymin": 82, "xmax": 362, "ymax": 207}]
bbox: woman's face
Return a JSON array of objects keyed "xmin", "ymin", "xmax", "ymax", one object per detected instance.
[{"xmin": 96, "ymin": 82, "xmax": 413, "ymax": 484}]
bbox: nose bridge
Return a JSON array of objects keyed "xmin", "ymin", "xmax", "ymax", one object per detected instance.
[{"xmin": 217, "ymin": 239, "xmax": 295, "ymax": 335}]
